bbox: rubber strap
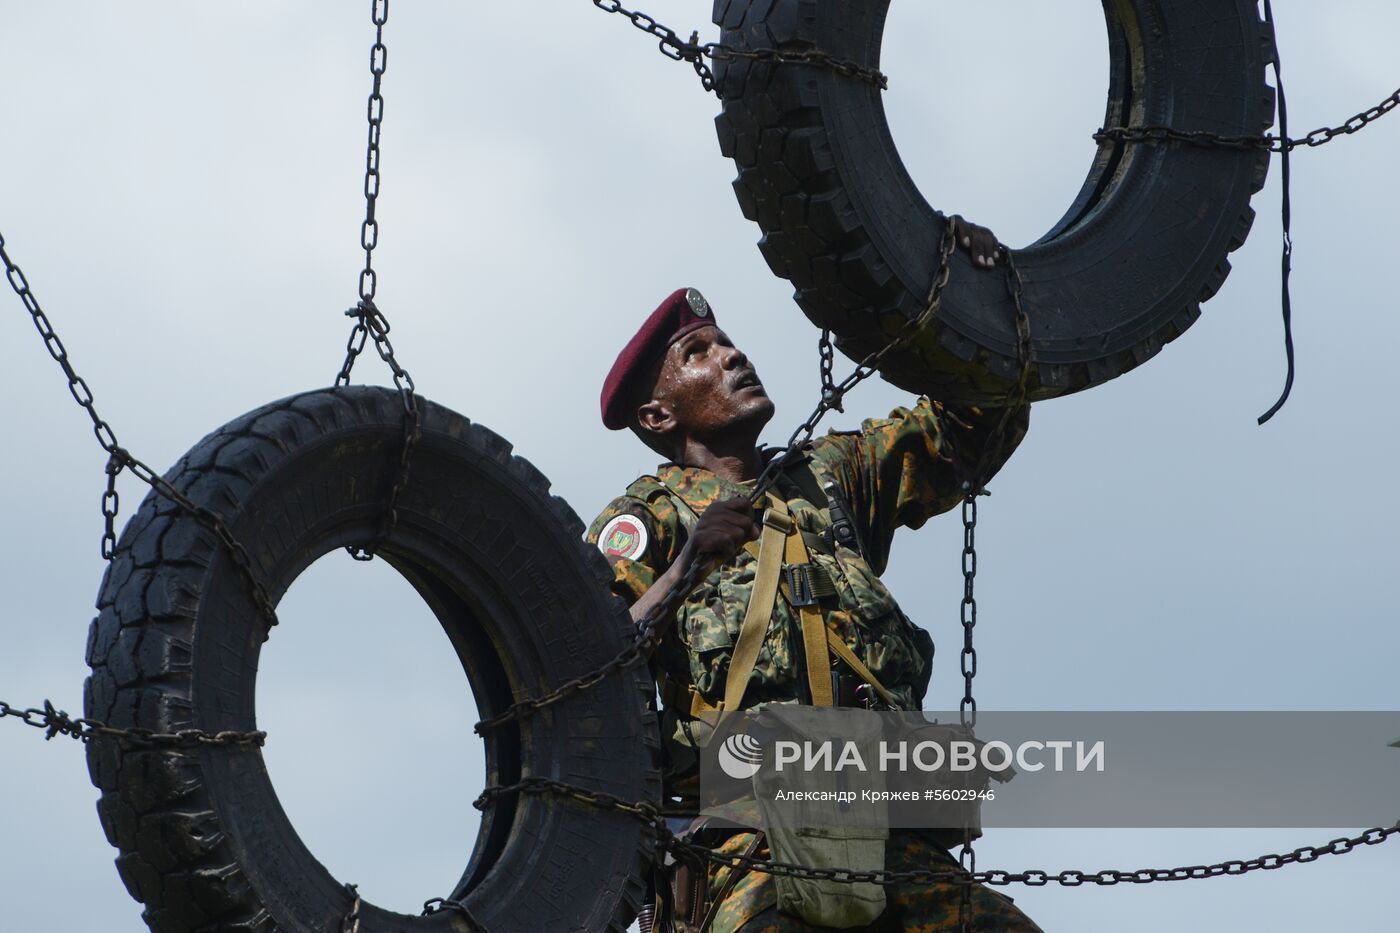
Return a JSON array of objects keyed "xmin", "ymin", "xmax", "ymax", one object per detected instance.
[{"xmin": 722, "ymin": 497, "xmax": 791, "ymax": 714}]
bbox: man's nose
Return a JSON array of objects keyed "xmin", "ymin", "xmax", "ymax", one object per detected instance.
[{"xmin": 720, "ymin": 344, "xmax": 748, "ymax": 369}]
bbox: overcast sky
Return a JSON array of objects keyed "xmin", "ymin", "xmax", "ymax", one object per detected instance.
[{"xmin": 2, "ymin": 2, "xmax": 1396, "ymax": 931}]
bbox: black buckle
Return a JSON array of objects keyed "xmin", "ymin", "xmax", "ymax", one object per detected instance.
[{"xmin": 784, "ymin": 564, "xmax": 819, "ymax": 607}]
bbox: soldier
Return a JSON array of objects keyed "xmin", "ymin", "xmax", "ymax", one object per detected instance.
[{"xmin": 587, "ymin": 219, "xmax": 1040, "ymax": 932}]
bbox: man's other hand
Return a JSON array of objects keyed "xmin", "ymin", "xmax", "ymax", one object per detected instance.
[
  {"xmin": 683, "ymin": 497, "xmax": 761, "ymax": 565},
  {"xmin": 952, "ymin": 216, "xmax": 1003, "ymax": 270}
]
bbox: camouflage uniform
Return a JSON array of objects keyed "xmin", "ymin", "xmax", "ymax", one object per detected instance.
[{"xmin": 587, "ymin": 398, "xmax": 1039, "ymax": 931}]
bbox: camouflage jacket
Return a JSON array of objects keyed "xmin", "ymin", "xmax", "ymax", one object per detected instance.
[{"xmin": 586, "ymin": 398, "xmax": 1028, "ymax": 714}]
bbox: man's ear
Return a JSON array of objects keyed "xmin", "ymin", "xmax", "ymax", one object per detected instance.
[{"xmin": 636, "ymin": 398, "xmax": 676, "ymax": 439}]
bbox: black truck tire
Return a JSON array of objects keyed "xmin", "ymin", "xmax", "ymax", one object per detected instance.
[
  {"xmin": 84, "ymin": 387, "xmax": 660, "ymax": 933},
  {"xmin": 713, "ymin": 0, "xmax": 1276, "ymax": 402}
]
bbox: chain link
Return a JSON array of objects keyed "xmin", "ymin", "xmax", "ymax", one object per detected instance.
[
  {"xmin": 1094, "ymin": 85, "xmax": 1400, "ymax": 152},
  {"xmin": 959, "ymin": 489, "xmax": 979, "ymax": 728},
  {"xmin": 2, "ymin": 232, "xmax": 281, "ymax": 629},
  {"xmin": 1, "ymin": 699, "xmax": 265, "ymax": 749},
  {"xmin": 101, "ymin": 451, "xmax": 122, "ymax": 560},
  {"xmin": 590, "ymin": 0, "xmax": 887, "ymax": 97},
  {"xmin": 817, "ymin": 329, "xmax": 842, "ymax": 413}
]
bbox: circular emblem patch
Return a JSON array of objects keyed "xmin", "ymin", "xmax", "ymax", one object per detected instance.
[
  {"xmin": 598, "ymin": 514, "xmax": 649, "ymax": 561},
  {"xmin": 685, "ymin": 288, "xmax": 710, "ymax": 318}
]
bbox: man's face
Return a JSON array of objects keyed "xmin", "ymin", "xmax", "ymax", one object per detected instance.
[{"xmin": 646, "ymin": 325, "xmax": 774, "ymax": 442}]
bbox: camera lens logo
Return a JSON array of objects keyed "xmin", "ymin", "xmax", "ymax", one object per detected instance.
[{"xmin": 717, "ymin": 732, "xmax": 764, "ymax": 780}]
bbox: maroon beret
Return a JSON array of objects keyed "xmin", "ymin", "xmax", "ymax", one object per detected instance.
[{"xmin": 600, "ymin": 287, "xmax": 716, "ymax": 430}]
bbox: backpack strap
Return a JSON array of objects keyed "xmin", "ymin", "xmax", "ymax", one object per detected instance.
[{"xmin": 721, "ymin": 493, "xmax": 794, "ymax": 713}]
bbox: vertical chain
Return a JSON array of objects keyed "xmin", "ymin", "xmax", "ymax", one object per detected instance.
[
  {"xmin": 958, "ymin": 481, "xmax": 979, "ymax": 933},
  {"xmin": 337, "ymin": 0, "xmax": 390, "ymax": 388},
  {"xmin": 959, "ymin": 484, "xmax": 978, "ymax": 728},
  {"xmin": 360, "ymin": 0, "xmax": 388, "ymax": 307},
  {"xmin": 953, "ymin": 243, "xmax": 1032, "ymax": 932},
  {"xmin": 331, "ymin": 0, "xmax": 419, "ymax": 563},
  {"xmin": 958, "ymin": 838, "xmax": 976, "ymax": 933},
  {"xmin": 818, "ymin": 329, "xmax": 843, "ymax": 412},
  {"xmin": 100, "ymin": 452, "xmax": 122, "ymax": 560}
]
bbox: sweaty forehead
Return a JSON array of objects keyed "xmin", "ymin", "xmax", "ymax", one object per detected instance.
[{"xmin": 671, "ymin": 324, "xmax": 728, "ymax": 356}]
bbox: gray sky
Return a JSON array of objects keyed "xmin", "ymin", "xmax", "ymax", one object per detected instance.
[{"xmin": 2, "ymin": 2, "xmax": 1396, "ymax": 931}]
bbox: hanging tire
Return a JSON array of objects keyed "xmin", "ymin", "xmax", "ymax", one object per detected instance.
[
  {"xmin": 83, "ymin": 386, "xmax": 660, "ymax": 933},
  {"xmin": 712, "ymin": 0, "xmax": 1276, "ymax": 402}
]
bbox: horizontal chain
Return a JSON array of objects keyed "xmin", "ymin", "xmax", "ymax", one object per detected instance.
[
  {"xmin": 476, "ymin": 774, "xmax": 1400, "ymax": 888},
  {"xmin": 473, "ymin": 775, "xmax": 668, "ymax": 828},
  {"xmin": 1, "ymin": 699, "xmax": 265, "ymax": 749},
  {"xmin": 1095, "ymin": 85, "xmax": 1400, "ymax": 152}
]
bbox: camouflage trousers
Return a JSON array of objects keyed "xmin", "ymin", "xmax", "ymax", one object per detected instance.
[{"xmin": 703, "ymin": 829, "xmax": 1044, "ymax": 933}]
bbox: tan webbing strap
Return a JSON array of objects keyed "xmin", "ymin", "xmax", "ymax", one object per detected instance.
[
  {"xmin": 779, "ymin": 500, "xmax": 835, "ymax": 707},
  {"xmin": 782, "ymin": 515, "xmax": 899, "ymax": 710},
  {"xmin": 721, "ymin": 496, "xmax": 791, "ymax": 714},
  {"xmin": 689, "ymin": 685, "xmax": 722, "ymax": 718},
  {"xmin": 824, "ymin": 630, "xmax": 899, "ymax": 709}
]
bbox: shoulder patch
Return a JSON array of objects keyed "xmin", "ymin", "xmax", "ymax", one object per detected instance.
[{"xmin": 598, "ymin": 513, "xmax": 649, "ymax": 561}]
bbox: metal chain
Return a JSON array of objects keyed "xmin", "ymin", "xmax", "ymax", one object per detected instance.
[
  {"xmin": 333, "ymin": 0, "xmax": 420, "ymax": 563},
  {"xmin": 337, "ymin": 300, "xmax": 420, "ymax": 562},
  {"xmin": 589, "ymin": 0, "xmax": 888, "ymax": 97},
  {"xmin": 1, "ymin": 699, "xmax": 265, "ymax": 749},
  {"xmin": 959, "ymin": 490, "xmax": 979, "ymax": 728},
  {"xmin": 671, "ymin": 820, "xmax": 1400, "ymax": 888},
  {"xmin": 957, "ymin": 481, "xmax": 978, "ymax": 933},
  {"xmin": 101, "ymin": 451, "xmax": 122, "ymax": 560},
  {"xmin": 1093, "ymin": 84, "xmax": 1400, "ymax": 152},
  {"xmin": 474, "ymin": 776, "xmax": 670, "ymax": 831},
  {"xmin": 474, "ymin": 776, "xmax": 1399, "ymax": 888},
  {"xmin": 953, "ymin": 246, "xmax": 1034, "ymax": 931},
  {"xmin": 1, "ymin": 232, "xmax": 280, "ymax": 629},
  {"xmin": 818, "ymin": 329, "xmax": 842, "ymax": 413},
  {"xmin": 958, "ymin": 837, "xmax": 975, "ymax": 933}
]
